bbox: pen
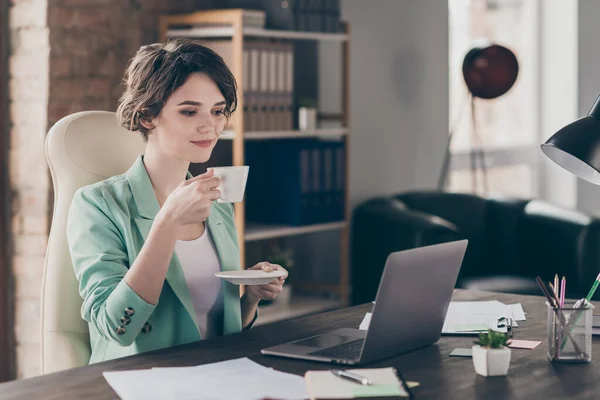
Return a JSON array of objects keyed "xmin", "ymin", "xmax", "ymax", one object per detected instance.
[
  {"xmin": 536, "ymin": 277, "xmax": 557, "ymax": 307},
  {"xmin": 560, "ymin": 277, "xmax": 566, "ymax": 308},
  {"xmin": 330, "ymin": 369, "xmax": 373, "ymax": 386},
  {"xmin": 536, "ymin": 276, "xmax": 585, "ymax": 356},
  {"xmin": 560, "ymin": 273, "xmax": 600, "ymax": 350},
  {"xmin": 585, "ymin": 273, "xmax": 600, "ymax": 302}
]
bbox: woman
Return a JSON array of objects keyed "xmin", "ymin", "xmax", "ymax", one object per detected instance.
[{"xmin": 67, "ymin": 38, "xmax": 287, "ymax": 363}]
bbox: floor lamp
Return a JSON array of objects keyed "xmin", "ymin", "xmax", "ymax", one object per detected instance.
[{"xmin": 438, "ymin": 43, "xmax": 519, "ymax": 192}]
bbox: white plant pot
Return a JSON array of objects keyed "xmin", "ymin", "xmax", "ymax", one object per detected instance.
[{"xmin": 472, "ymin": 345, "xmax": 511, "ymax": 377}]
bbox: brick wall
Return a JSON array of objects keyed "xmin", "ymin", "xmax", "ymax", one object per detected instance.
[
  {"xmin": 9, "ymin": 0, "xmax": 214, "ymax": 379},
  {"xmin": 47, "ymin": 0, "xmax": 215, "ymax": 127},
  {"xmin": 9, "ymin": 0, "xmax": 50, "ymax": 380}
]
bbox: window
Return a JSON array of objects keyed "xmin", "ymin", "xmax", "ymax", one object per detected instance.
[{"xmin": 448, "ymin": 0, "xmax": 539, "ymax": 198}]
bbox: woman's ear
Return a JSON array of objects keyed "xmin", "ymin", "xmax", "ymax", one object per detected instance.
[{"xmin": 139, "ymin": 115, "xmax": 155, "ymax": 131}]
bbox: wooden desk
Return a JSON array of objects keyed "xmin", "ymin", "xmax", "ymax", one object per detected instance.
[{"xmin": 2, "ymin": 290, "xmax": 599, "ymax": 399}]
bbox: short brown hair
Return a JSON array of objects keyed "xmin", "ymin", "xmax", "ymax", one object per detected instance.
[{"xmin": 116, "ymin": 38, "xmax": 238, "ymax": 141}]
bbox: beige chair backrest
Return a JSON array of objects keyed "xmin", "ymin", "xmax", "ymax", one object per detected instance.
[{"xmin": 42, "ymin": 111, "xmax": 145, "ymax": 374}]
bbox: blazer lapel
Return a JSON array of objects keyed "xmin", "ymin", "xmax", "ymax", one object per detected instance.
[
  {"xmin": 206, "ymin": 210, "xmax": 243, "ymax": 334},
  {"xmin": 127, "ymin": 156, "xmax": 200, "ymax": 337}
]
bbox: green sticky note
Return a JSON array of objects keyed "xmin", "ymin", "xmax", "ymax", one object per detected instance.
[
  {"xmin": 449, "ymin": 348, "xmax": 473, "ymax": 357},
  {"xmin": 453, "ymin": 323, "xmax": 488, "ymax": 332},
  {"xmin": 353, "ymin": 384, "xmax": 404, "ymax": 397}
]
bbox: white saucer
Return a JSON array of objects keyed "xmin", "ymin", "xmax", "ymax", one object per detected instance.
[{"xmin": 214, "ymin": 270, "xmax": 287, "ymax": 285}]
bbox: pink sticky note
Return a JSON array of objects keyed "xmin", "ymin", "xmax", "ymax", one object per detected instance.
[{"xmin": 508, "ymin": 340, "xmax": 542, "ymax": 349}]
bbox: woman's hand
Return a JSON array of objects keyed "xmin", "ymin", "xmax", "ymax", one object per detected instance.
[
  {"xmin": 158, "ymin": 169, "xmax": 221, "ymax": 226},
  {"xmin": 244, "ymin": 262, "xmax": 288, "ymax": 304}
]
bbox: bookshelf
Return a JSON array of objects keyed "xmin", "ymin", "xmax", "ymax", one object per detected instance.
[
  {"xmin": 220, "ymin": 127, "xmax": 348, "ymax": 140},
  {"xmin": 245, "ymin": 221, "xmax": 347, "ymax": 242},
  {"xmin": 165, "ymin": 26, "xmax": 349, "ymax": 42},
  {"xmin": 159, "ymin": 9, "xmax": 351, "ymax": 320},
  {"xmin": 254, "ymin": 296, "xmax": 345, "ymax": 327}
]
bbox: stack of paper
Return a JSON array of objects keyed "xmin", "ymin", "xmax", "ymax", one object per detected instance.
[
  {"xmin": 103, "ymin": 358, "xmax": 308, "ymax": 400},
  {"xmin": 442, "ymin": 301, "xmax": 522, "ymax": 334},
  {"xmin": 359, "ymin": 301, "xmax": 526, "ymax": 335}
]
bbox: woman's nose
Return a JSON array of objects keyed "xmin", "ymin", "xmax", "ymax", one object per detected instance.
[{"xmin": 196, "ymin": 118, "xmax": 215, "ymax": 135}]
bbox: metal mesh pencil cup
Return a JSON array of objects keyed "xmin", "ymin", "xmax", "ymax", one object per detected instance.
[{"xmin": 546, "ymin": 301, "xmax": 593, "ymax": 363}]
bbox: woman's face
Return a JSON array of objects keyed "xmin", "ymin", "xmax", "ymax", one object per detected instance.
[{"xmin": 146, "ymin": 72, "xmax": 228, "ymax": 164}]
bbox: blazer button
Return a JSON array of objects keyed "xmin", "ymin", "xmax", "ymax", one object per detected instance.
[
  {"xmin": 116, "ymin": 325, "xmax": 127, "ymax": 335},
  {"xmin": 120, "ymin": 316, "xmax": 131, "ymax": 325},
  {"xmin": 141, "ymin": 322, "xmax": 152, "ymax": 334},
  {"xmin": 124, "ymin": 307, "xmax": 135, "ymax": 317}
]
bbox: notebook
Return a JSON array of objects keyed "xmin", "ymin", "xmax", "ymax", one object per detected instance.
[{"xmin": 304, "ymin": 367, "xmax": 413, "ymax": 399}]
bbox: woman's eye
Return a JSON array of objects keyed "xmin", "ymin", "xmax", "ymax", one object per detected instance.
[
  {"xmin": 212, "ymin": 109, "xmax": 225, "ymax": 116},
  {"xmin": 181, "ymin": 110, "xmax": 196, "ymax": 117}
]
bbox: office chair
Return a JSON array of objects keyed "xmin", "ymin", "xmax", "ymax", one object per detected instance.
[{"xmin": 41, "ymin": 111, "xmax": 145, "ymax": 374}]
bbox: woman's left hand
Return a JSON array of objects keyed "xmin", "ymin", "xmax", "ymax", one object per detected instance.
[{"xmin": 245, "ymin": 262, "xmax": 288, "ymax": 303}]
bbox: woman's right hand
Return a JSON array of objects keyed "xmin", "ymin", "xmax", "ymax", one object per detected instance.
[{"xmin": 158, "ymin": 169, "xmax": 222, "ymax": 226}]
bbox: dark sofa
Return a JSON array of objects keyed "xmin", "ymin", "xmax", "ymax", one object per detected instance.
[{"xmin": 350, "ymin": 191, "xmax": 600, "ymax": 305}]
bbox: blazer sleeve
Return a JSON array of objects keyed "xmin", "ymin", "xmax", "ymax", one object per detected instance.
[{"xmin": 67, "ymin": 187, "xmax": 156, "ymax": 346}]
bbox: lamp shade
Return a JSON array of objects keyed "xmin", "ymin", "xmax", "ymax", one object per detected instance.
[
  {"xmin": 462, "ymin": 44, "xmax": 519, "ymax": 99},
  {"xmin": 541, "ymin": 94, "xmax": 600, "ymax": 185}
]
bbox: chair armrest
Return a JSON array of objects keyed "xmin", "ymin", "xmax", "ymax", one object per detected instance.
[
  {"xmin": 350, "ymin": 198, "xmax": 461, "ymax": 304},
  {"xmin": 517, "ymin": 200, "xmax": 600, "ymax": 298},
  {"xmin": 351, "ymin": 198, "xmax": 460, "ymax": 242}
]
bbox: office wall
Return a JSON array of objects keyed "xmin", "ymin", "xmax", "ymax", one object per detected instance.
[
  {"xmin": 576, "ymin": 0, "xmax": 600, "ymax": 217},
  {"xmin": 336, "ymin": 0, "xmax": 449, "ymax": 209}
]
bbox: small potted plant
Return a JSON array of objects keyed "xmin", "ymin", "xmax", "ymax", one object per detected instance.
[{"xmin": 472, "ymin": 330, "xmax": 511, "ymax": 377}]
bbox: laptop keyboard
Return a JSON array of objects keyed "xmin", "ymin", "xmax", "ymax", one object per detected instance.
[{"xmin": 309, "ymin": 339, "xmax": 364, "ymax": 360}]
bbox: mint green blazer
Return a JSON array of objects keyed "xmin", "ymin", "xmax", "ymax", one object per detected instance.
[{"xmin": 67, "ymin": 155, "xmax": 252, "ymax": 364}]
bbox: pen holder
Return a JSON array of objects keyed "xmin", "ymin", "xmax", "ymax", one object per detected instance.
[{"xmin": 546, "ymin": 301, "xmax": 593, "ymax": 363}]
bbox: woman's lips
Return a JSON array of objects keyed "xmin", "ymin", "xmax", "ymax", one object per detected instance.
[{"xmin": 191, "ymin": 140, "xmax": 214, "ymax": 148}]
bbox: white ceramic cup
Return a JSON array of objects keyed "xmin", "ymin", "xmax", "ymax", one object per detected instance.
[
  {"xmin": 211, "ymin": 166, "xmax": 249, "ymax": 203},
  {"xmin": 298, "ymin": 107, "xmax": 317, "ymax": 131}
]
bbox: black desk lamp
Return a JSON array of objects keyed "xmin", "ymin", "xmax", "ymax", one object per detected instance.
[{"xmin": 541, "ymin": 94, "xmax": 600, "ymax": 184}]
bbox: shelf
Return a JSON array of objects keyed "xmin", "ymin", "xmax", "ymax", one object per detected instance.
[
  {"xmin": 166, "ymin": 26, "xmax": 349, "ymax": 42},
  {"xmin": 255, "ymin": 295, "xmax": 346, "ymax": 326},
  {"xmin": 245, "ymin": 221, "xmax": 347, "ymax": 242},
  {"xmin": 220, "ymin": 128, "xmax": 348, "ymax": 140}
]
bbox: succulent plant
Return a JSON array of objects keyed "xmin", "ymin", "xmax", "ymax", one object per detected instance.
[{"xmin": 474, "ymin": 329, "xmax": 510, "ymax": 349}]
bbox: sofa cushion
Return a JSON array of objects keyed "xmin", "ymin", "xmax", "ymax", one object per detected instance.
[{"xmin": 459, "ymin": 275, "xmax": 540, "ymax": 296}]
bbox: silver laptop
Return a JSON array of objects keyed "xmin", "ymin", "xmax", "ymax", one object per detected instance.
[{"xmin": 261, "ymin": 240, "xmax": 468, "ymax": 365}]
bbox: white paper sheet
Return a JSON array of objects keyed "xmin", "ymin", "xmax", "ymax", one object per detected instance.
[
  {"xmin": 151, "ymin": 357, "xmax": 308, "ymax": 400},
  {"xmin": 359, "ymin": 301, "xmax": 526, "ymax": 334},
  {"xmin": 359, "ymin": 312, "xmax": 372, "ymax": 330},
  {"xmin": 103, "ymin": 369, "xmax": 162, "ymax": 400},
  {"xmin": 442, "ymin": 301, "xmax": 516, "ymax": 334},
  {"xmin": 508, "ymin": 303, "xmax": 526, "ymax": 321}
]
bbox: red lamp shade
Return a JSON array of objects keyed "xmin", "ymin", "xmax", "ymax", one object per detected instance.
[{"xmin": 462, "ymin": 44, "xmax": 519, "ymax": 100}]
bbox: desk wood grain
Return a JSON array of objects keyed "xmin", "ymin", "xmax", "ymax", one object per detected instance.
[{"xmin": 1, "ymin": 290, "xmax": 599, "ymax": 399}]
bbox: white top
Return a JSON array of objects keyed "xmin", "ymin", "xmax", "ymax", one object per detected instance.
[{"xmin": 175, "ymin": 228, "xmax": 224, "ymax": 339}]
